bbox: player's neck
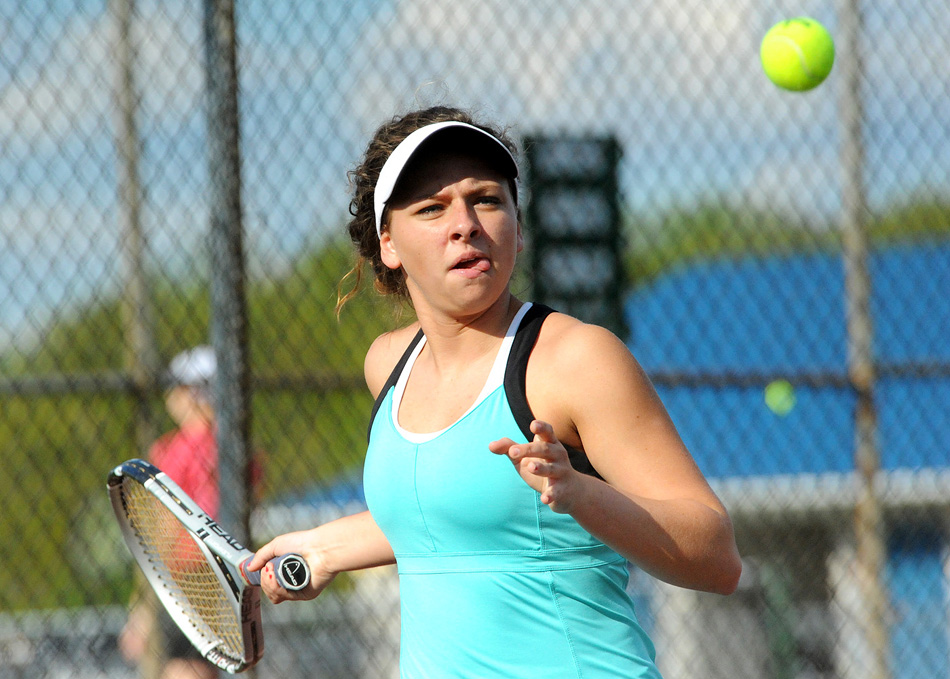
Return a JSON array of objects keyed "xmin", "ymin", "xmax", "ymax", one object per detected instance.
[{"xmin": 415, "ymin": 293, "xmax": 521, "ymax": 362}]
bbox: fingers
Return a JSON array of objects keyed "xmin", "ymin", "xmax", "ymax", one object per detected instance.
[
  {"xmin": 491, "ymin": 421, "xmax": 565, "ymax": 463},
  {"xmin": 491, "ymin": 420, "xmax": 584, "ymax": 514},
  {"xmin": 488, "ymin": 437, "xmax": 518, "ymax": 455},
  {"xmin": 245, "ymin": 543, "xmax": 294, "ymax": 604},
  {"xmin": 529, "ymin": 418, "xmax": 558, "ymax": 444},
  {"xmin": 490, "ymin": 420, "xmax": 570, "ymax": 489},
  {"xmin": 489, "ymin": 437, "xmax": 547, "ymax": 464},
  {"xmin": 518, "ymin": 421, "xmax": 563, "ymax": 462},
  {"xmin": 246, "ymin": 540, "xmax": 307, "ymax": 604},
  {"xmin": 259, "ymin": 561, "xmax": 295, "ymax": 604},
  {"xmin": 246, "ymin": 542, "xmax": 278, "ymax": 572}
]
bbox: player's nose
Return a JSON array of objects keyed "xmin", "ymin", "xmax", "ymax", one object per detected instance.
[{"xmin": 448, "ymin": 203, "xmax": 481, "ymax": 241}]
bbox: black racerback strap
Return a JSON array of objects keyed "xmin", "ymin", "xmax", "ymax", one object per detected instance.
[
  {"xmin": 367, "ymin": 328, "xmax": 425, "ymax": 441},
  {"xmin": 503, "ymin": 304, "xmax": 602, "ymax": 479}
]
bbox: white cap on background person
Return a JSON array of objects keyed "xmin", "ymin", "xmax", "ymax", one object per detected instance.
[{"xmin": 167, "ymin": 346, "xmax": 216, "ymax": 403}]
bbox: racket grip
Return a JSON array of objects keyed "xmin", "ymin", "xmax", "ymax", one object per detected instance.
[{"xmin": 241, "ymin": 553, "xmax": 312, "ymax": 591}]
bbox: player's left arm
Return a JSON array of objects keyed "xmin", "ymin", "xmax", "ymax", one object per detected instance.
[{"xmin": 491, "ymin": 320, "xmax": 741, "ymax": 594}]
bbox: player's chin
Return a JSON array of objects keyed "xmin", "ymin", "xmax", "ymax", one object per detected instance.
[{"xmin": 445, "ymin": 281, "xmax": 501, "ymax": 309}]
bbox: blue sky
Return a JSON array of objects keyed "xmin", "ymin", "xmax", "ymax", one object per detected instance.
[{"xmin": 1, "ymin": 0, "xmax": 948, "ymax": 349}]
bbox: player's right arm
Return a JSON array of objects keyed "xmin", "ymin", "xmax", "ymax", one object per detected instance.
[
  {"xmin": 250, "ymin": 327, "xmax": 419, "ymax": 604},
  {"xmin": 249, "ymin": 511, "xmax": 394, "ymax": 604}
]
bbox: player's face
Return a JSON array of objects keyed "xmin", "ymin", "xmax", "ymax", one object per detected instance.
[{"xmin": 380, "ymin": 151, "xmax": 522, "ymax": 316}]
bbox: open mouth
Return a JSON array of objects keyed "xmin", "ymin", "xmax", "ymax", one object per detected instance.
[{"xmin": 453, "ymin": 255, "xmax": 491, "ymax": 272}]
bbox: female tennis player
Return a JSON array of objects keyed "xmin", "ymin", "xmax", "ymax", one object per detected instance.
[{"xmin": 248, "ymin": 106, "xmax": 741, "ymax": 678}]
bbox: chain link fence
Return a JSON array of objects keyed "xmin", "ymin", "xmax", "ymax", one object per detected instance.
[{"xmin": 2, "ymin": 0, "xmax": 949, "ymax": 677}]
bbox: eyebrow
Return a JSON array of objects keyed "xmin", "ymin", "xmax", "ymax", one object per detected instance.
[{"xmin": 405, "ymin": 178, "xmax": 506, "ymax": 206}]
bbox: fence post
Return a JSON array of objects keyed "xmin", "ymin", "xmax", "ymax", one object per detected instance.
[
  {"xmin": 837, "ymin": 1, "xmax": 890, "ymax": 677},
  {"xmin": 112, "ymin": 1, "xmax": 163, "ymax": 677},
  {"xmin": 113, "ymin": 0, "xmax": 158, "ymax": 459},
  {"xmin": 203, "ymin": 0, "xmax": 252, "ymax": 550}
]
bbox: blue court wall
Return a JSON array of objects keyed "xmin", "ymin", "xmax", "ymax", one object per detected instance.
[
  {"xmin": 624, "ymin": 243, "xmax": 950, "ymax": 479},
  {"xmin": 623, "ymin": 244, "xmax": 950, "ymax": 677}
]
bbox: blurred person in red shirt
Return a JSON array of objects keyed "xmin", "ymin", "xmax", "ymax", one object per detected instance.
[
  {"xmin": 150, "ymin": 346, "xmax": 220, "ymax": 517},
  {"xmin": 120, "ymin": 346, "xmax": 220, "ymax": 679}
]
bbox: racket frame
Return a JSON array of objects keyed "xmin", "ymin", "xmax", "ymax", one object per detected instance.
[{"xmin": 108, "ymin": 458, "xmax": 264, "ymax": 673}]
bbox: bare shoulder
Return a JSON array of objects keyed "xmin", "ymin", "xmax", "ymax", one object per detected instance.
[
  {"xmin": 364, "ymin": 322, "xmax": 421, "ymax": 398},
  {"xmin": 526, "ymin": 313, "xmax": 649, "ymax": 447},
  {"xmin": 532, "ymin": 312, "xmax": 640, "ymax": 380},
  {"xmin": 540, "ymin": 315, "xmax": 667, "ymax": 429},
  {"xmin": 532, "ymin": 312, "xmax": 715, "ymax": 502}
]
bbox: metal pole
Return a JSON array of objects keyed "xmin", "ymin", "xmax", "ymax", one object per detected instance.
[
  {"xmin": 112, "ymin": 1, "xmax": 161, "ymax": 677},
  {"xmin": 837, "ymin": 1, "xmax": 890, "ymax": 677},
  {"xmin": 114, "ymin": 0, "xmax": 157, "ymax": 451},
  {"xmin": 203, "ymin": 0, "xmax": 251, "ymax": 548}
]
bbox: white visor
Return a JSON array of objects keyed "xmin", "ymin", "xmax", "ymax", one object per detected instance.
[{"xmin": 373, "ymin": 121, "xmax": 518, "ymax": 238}]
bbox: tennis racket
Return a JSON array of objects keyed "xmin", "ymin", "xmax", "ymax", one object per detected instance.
[{"xmin": 108, "ymin": 458, "xmax": 311, "ymax": 673}]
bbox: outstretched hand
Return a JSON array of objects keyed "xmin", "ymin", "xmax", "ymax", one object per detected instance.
[{"xmin": 489, "ymin": 419, "xmax": 585, "ymax": 514}]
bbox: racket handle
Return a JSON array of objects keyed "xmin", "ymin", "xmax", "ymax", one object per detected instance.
[{"xmin": 241, "ymin": 553, "xmax": 312, "ymax": 591}]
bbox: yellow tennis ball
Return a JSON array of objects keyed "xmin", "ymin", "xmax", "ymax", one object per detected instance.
[
  {"xmin": 760, "ymin": 17, "xmax": 835, "ymax": 91},
  {"xmin": 764, "ymin": 379, "xmax": 797, "ymax": 416}
]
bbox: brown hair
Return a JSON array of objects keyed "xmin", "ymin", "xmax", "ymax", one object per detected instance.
[{"xmin": 336, "ymin": 106, "xmax": 518, "ymax": 314}]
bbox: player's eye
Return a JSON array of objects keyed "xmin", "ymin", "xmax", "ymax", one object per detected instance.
[
  {"xmin": 475, "ymin": 194, "xmax": 503, "ymax": 207},
  {"xmin": 415, "ymin": 203, "xmax": 443, "ymax": 215}
]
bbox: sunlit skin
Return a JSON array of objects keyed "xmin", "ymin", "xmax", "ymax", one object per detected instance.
[{"xmin": 248, "ymin": 147, "xmax": 741, "ymax": 602}]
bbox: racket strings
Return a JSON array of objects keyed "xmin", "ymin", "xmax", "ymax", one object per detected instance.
[{"xmin": 123, "ymin": 480, "xmax": 245, "ymax": 663}]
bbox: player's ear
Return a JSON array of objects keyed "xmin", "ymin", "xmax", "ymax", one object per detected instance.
[
  {"xmin": 516, "ymin": 214, "xmax": 524, "ymax": 253},
  {"xmin": 379, "ymin": 229, "xmax": 402, "ymax": 270}
]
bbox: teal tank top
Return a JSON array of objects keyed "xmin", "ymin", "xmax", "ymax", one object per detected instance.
[{"xmin": 363, "ymin": 303, "xmax": 661, "ymax": 678}]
